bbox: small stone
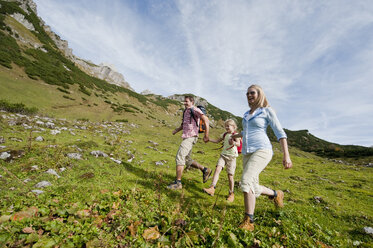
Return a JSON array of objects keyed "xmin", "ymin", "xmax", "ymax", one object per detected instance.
[
  {"xmin": 35, "ymin": 181, "xmax": 51, "ymax": 188},
  {"xmin": 35, "ymin": 120, "xmax": 44, "ymax": 126},
  {"xmin": 148, "ymin": 140, "xmax": 159, "ymax": 146},
  {"xmin": 90, "ymin": 151, "xmax": 108, "ymax": 157},
  {"xmin": 9, "ymin": 137, "xmax": 22, "ymax": 142},
  {"xmin": 31, "ymin": 190, "xmax": 44, "ymax": 195},
  {"xmin": 110, "ymin": 158, "xmax": 122, "ymax": 164},
  {"xmin": 0, "ymin": 152, "xmax": 10, "ymax": 160},
  {"xmin": 35, "ymin": 136, "xmax": 44, "ymax": 141},
  {"xmin": 45, "ymin": 169, "xmax": 60, "ymax": 178},
  {"xmin": 50, "ymin": 130, "xmax": 61, "ymax": 135},
  {"xmin": 67, "ymin": 153, "xmax": 82, "ymax": 160},
  {"xmin": 364, "ymin": 226, "xmax": 373, "ymax": 235},
  {"xmin": 127, "ymin": 154, "xmax": 135, "ymax": 163},
  {"xmin": 45, "ymin": 122, "xmax": 55, "ymax": 128},
  {"xmin": 353, "ymin": 241, "xmax": 361, "ymax": 246}
]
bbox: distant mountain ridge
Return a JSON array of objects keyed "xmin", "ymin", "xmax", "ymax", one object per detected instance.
[
  {"xmin": 1, "ymin": 0, "xmax": 132, "ymax": 90},
  {"xmin": 0, "ymin": 0, "xmax": 372, "ymax": 160}
]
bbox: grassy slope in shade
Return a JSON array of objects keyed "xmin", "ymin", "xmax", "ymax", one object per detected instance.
[{"xmin": 0, "ymin": 110, "xmax": 372, "ymax": 247}]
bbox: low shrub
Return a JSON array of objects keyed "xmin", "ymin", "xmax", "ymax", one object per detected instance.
[{"xmin": 0, "ymin": 99, "xmax": 38, "ymax": 114}]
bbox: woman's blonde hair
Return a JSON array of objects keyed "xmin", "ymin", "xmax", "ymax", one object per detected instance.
[
  {"xmin": 248, "ymin": 84, "xmax": 270, "ymax": 109},
  {"xmin": 224, "ymin": 119, "xmax": 237, "ymax": 130}
]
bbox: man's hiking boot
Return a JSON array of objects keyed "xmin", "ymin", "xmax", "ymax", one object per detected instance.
[
  {"xmin": 273, "ymin": 190, "xmax": 284, "ymax": 208},
  {"xmin": 167, "ymin": 181, "xmax": 182, "ymax": 190},
  {"xmin": 226, "ymin": 192, "xmax": 234, "ymax": 202},
  {"xmin": 238, "ymin": 216, "xmax": 254, "ymax": 231},
  {"xmin": 203, "ymin": 185, "xmax": 215, "ymax": 196},
  {"xmin": 202, "ymin": 168, "xmax": 212, "ymax": 183}
]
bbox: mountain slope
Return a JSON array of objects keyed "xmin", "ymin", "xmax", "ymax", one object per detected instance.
[
  {"xmin": 0, "ymin": 106, "xmax": 372, "ymax": 247},
  {"xmin": 1, "ymin": 0, "xmax": 372, "ymax": 160},
  {"xmin": 0, "ymin": 1, "xmax": 372, "ymax": 247}
]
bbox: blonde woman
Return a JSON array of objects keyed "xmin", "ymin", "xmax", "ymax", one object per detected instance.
[
  {"xmin": 230, "ymin": 85, "xmax": 292, "ymax": 231},
  {"xmin": 203, "ymin": 119, "xmax": 241, "ymax": 202}
]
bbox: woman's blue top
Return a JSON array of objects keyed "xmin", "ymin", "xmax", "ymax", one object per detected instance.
[{"xmin": 241, "ymin": 107, "xmax": 287, "ymax": 155}]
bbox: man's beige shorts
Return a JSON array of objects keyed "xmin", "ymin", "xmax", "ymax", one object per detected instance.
[
  {"xmin": 241, "ymin": 149, "xmax": 272, "ymax": 197},
  {"xmin": 175, "ymin": 137, "xmax": 198, "ymax": 166},
  {"xmin": 216, "ymin": 154, "xmax": 237, "ymax": 175}
]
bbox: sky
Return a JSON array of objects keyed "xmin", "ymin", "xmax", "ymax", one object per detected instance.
[{"xmin": 33, "ymin": 0, "xmax": 373, "ymax": 147}]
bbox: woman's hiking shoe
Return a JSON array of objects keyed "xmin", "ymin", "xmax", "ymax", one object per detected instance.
[
  {"xmin": 202, "ymin": 168, "xmax": 212, "ymax": 183},
  {"xmin": 203, "ymin": 186, "xmax": 215, "ymax": 196},
  {"xmin": 274, "ymin": 190, "xmax": 284, "ymax": 208},
  {"xmin": 226, "ymin": 192, "xmax": 234, "ymax": 202},
  {"xmin": 167, "ymin": 181, "xmax": 182, "ymax": 190},
  {"xmin": 238, "ymin": 216, "xmax": 254, "ymax": 231}
]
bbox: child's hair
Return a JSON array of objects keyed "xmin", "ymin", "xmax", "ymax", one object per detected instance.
[{"xmin": 224, "ymin": 119, "xmax": 237, "ymax": 130}]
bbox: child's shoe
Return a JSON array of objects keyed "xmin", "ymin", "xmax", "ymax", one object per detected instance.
[
  {"xmin": 226, "ymin": 192, "xmax": 234, "ymax": 202},
  {"xmin": 238, "ymin": 216, "xmax": 254, "ymax": 231},
  {"xmin": 203, "ymin": 185, "xmax": 215, "ymax": 196}
]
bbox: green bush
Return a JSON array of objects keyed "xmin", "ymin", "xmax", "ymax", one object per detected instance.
[
  {"xmin": 63, "ymin": 95, "xmax": 75, "ymax": 101},
  {"xmin": 115, "ymin": 119, "xmax": 128, "ymax": 123},
  {"xmin": 57, "ymin": 87, "xmax": 70, "ymax": 94},
  {"xmin": 0, "ymin": 99, "xmax": 38, "ymax": 114},
  {"xmin": 79, "ymin": 85, "xmax": 91, "ymax": 96}
]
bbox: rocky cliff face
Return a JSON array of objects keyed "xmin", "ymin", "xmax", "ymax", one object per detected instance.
[
  {"xmin": 13, "ymin": 0, "xmax": 37, "ymax": 14},
  {"xmin": 6, "ymin": 0, "xmax": 133, "ymax": 90}
]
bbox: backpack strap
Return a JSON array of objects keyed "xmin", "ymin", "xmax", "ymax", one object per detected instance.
[
  {"xmin": 181, "ymin": 108, "xmax": 187, "ymax": 125},
  {"xmin": 181, "ymin": 107, "xmax": 199, "ymax": 127},
  {"xmin": 222, "ymin": 132, "xmax": 228, "ymax": 140},
  {"xmin": 225, "ymin": 132, "xmax": 238, "ymax": 150},
  {"xmin": 189, "ymin": 107, "xmax": 199, "ymax": 127}
]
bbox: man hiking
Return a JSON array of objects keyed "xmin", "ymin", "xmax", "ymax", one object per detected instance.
[{"xmin": 167, "ymin": 95, "xmax": 212, "ymax": 190}]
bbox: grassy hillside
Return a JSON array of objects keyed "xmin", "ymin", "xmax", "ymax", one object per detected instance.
[
  {"xmin": 0, "ymin": 3, "xmax": 372, "ymax": 246},
  {"xmin": 0, "ymin": 109, "xmax": 372, "ymax": 247}
]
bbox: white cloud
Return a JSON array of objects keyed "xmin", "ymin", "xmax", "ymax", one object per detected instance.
[{"xmin": 34, "ymin": 0, "xmax": 373, "ymax": 146}]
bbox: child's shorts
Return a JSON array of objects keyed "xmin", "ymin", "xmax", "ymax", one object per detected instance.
[{"xmin": 216, "ymin": 154, "xmax": 237, "ymax": 175}]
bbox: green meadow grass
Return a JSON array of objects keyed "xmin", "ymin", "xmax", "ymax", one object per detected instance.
[
  {"xmin": 0, "ymin": 111, "xmax": 372, "ymax": 247},
  {"xmin": 1, "ymin": 1, "xmax": 372, "ymax": 246}
]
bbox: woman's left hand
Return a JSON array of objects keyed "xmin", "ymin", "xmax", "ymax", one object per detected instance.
[{"xmin": 283, "ymin": 156, "xmax": 292, "ymax": 169}]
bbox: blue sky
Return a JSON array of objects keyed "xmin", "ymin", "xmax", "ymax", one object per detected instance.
[{"xmin": 34, "ymin": 0, "xmax": 373, "ymax": 147}]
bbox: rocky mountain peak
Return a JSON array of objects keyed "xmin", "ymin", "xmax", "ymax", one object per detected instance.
[
  {"xmin": 168, "ymin": 94, "xmax": 209, "ymax": 108},
  {"xmin": 5, "ymin": 0, "xmax": 133, "ymax": 91},
  {"xmin": 10, "ymin": 0, "xmax": 37, "ymax": 15}
]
